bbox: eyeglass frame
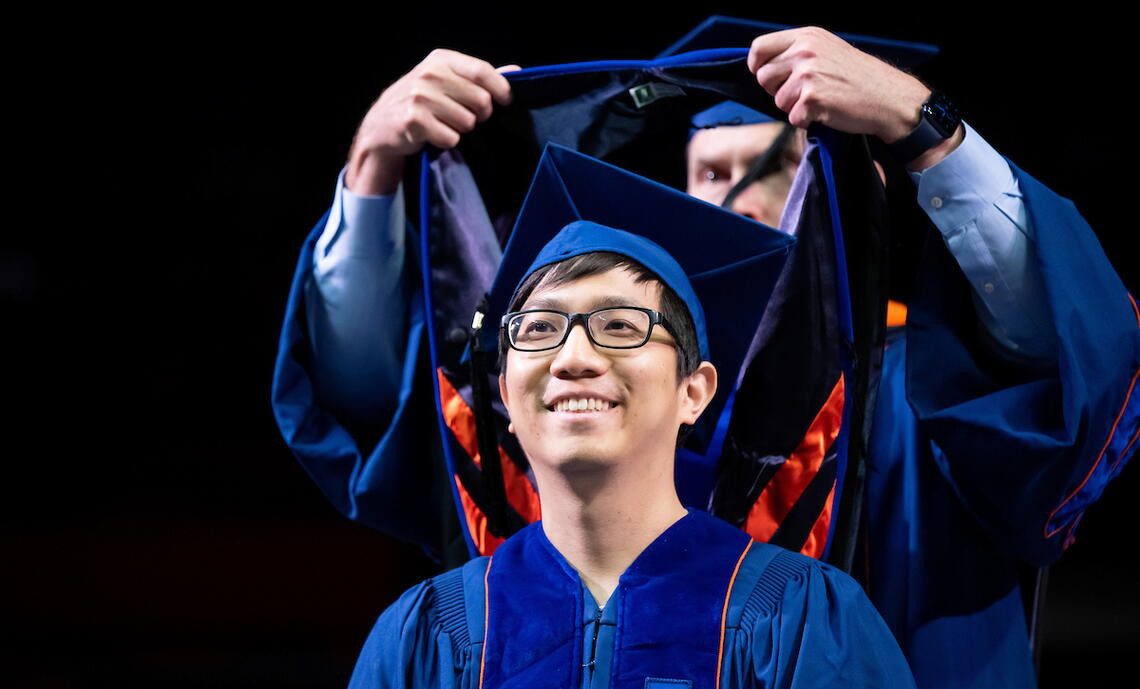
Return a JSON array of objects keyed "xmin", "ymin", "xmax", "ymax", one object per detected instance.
[{"xmin": 500, "ymin": 306, "xmax": 679, "ymax": 353}]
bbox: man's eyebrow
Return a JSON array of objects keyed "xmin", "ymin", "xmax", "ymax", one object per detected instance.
[
  {"xmin": 691, "ymin": 152, "xmax": 727, "ymax": 167},
  {"xmin": 689, "ymin": 139, "xmax": 736, "ymax": 165},
  {"xmin": 524, "ymin": 294, "xmax": 649, "ymax": 311}
]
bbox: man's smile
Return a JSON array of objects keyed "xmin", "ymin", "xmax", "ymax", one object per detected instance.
[{"xmin": 546, "ymin": 397, "xmax": 620, "ymax": 413}]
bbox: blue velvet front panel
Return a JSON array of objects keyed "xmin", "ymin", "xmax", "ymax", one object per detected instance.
[{"xmin": 482, "ymin": 512, "xmax": 750, "ymax": 689}]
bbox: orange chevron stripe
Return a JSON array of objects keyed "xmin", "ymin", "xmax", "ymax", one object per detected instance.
[
  {"xmin": 744, "ymin": 375, "xmax": 845, "ymax": 553},
  {"xmin": 885, "ymin": 300, "xmax": 908, "ymax": 328},
  {"xmin": 438, "ymin": 369, "xmax": 542, "ymax": 556},
  {"xmin": 799, "ymin": 482, "xmax": 836, "ymax": 559}
]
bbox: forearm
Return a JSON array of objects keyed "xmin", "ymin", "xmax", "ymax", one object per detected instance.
[
  {"xmin": 307, "ymin": 168, "xmax": 411, "ymax": 426},
  {"xmin": 909, "ymin": 123, "xmax": 1058, "ymax": 363}
]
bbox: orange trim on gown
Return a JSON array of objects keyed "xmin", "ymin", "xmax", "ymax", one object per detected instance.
[
  {"xmin": 438, "ymin": 369, "xmax": 542, "ymax": 556},
  {"xmin": 744, "ymin": 375, "xmax": 844, "ymax": 559}
]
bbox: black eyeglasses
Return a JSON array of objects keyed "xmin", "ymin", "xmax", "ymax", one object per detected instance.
[{"xmin": 502, "ymin": 307, "xmax": 677, "ymax": 352}]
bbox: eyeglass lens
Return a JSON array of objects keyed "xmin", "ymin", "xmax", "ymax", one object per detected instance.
[{"xmin": 508, "ymin": 309, "xmax": 652, "ymax": 350}]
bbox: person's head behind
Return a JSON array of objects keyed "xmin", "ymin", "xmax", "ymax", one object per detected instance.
[
  {"xmin": 497, "ymin": 250, "xmax": 717, "ymax": 479},
  {"xmin": 686, "ymin": 121, "xmax": 805, "ymax": 228},
  {"xmin": 684, "ymin": 101, "xmax": 805, "ymax": 228}
]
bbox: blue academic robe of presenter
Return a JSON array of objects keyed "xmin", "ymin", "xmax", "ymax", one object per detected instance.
[
  {"xmin": 347, "ymin": 510, "xmax": 915, "ymax": 689},
  {"xmin": 271, "ymin": 55, "xmax": 1140, "ymax": 688},
  {"xmin": 859, "ymin": 165, "xmax": 1140, "ymax": 688}
]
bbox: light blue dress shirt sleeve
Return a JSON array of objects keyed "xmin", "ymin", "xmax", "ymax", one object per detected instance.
[
  {"xmin": 909, "ymin": 122, "xmax": 1058, "ymax": 363},
  {"xmin": 305, "ymin": 167, "xmax": 409, "ymax": 428}
]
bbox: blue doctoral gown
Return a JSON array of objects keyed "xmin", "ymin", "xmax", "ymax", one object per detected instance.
[
  {"xmin": 347, "ymin": 510, "xmax": 915, "ymax": 689},
  {"xmin": 862, "ymin": 165, "xmax": 1140, "ymax": 688}
]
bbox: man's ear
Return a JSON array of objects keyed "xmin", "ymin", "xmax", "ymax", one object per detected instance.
[
  {"xmin": 498, "ymin": 374, "xmax": 515, "ymax": 434},
  {"xmin": 679, "ymin": 361, "xmax": 717, "ymax": 425}
]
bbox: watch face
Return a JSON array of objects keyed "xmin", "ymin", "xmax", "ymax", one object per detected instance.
[{"xmin": 922, "ymin": 93, "xmax": 961, "ymax": 138}]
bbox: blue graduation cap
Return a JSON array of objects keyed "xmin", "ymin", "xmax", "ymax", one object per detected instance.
[
  {"xmin": 476, "ymin": 143, "xmax": 795, "ymax": 450},
  {"xmin": 657, "ymin": 15, "xmax": 940, "ymax": 69},
  {"xmin": 690, "ymin": 100, "xmax": 776, "ymax": 134}
]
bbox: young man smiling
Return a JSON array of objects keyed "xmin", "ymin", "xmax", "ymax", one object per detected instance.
[
  {"xmin": 496, "ymin": 253, "xmax": 715, "ymax": 608},
  {"xmin": 344, "ymin": 149, "xmax": 915, "ymax": 689}
]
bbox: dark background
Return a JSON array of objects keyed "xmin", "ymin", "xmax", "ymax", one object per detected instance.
[{"xmin": 6, "ymin": 6, "xmax": 1136, "ymax": 688}]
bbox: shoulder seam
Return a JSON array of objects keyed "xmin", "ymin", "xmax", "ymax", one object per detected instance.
[
  {"xmin": 739, "ymin": 550, "xmax": 810, "ymax": 627},
  {"xmin": 431, "ymin": 567, "xmax": 470, "ymax": 649}
]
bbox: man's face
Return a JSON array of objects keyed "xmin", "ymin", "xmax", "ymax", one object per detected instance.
[
  {"xmin": 686, "ymin": 122, "xmax": 801, "ymax": 228},
  {"xmin": 499, "ymin": 267, "xmax": 715, "ymax": 480}
]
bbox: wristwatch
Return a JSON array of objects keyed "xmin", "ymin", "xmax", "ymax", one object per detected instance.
[{"xmin": 888, "ymin": 91, "xmax": 962, "ymax": 163}]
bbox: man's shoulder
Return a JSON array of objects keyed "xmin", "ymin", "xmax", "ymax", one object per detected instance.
[
  {"xmin": 429, "ymin": 555, "xmax": 491, "ymax": 588},
  {"xmin": 367, "ymin": 555, "xmax": 490, "ymax": 662},
  {"xmin": 727, "ymin": 541, "xmax": 863, "ymax": 627},
  {"xmin": 421, "ymin": 555, "xmax": 490, "ymax": 612},
  {"xmin": 426, "ymin": 556, "xmax": 490, "ymax": 647},
  {"xmin": 350, "ymin": 558, "xmax": 489, "ymax": 687}
]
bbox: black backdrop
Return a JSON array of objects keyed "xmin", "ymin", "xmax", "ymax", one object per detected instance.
[{"xmin": 6, "ymin": 6, "xmax": 1137, "ymax": 688}]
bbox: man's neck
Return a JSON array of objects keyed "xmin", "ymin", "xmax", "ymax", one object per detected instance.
[{"xmin": 536, "ymin": 461, "xmax": 687, "ymax": 607}]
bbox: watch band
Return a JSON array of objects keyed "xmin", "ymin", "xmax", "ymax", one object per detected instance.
[{"xmin": 888, "ymin": 91, "xmax": 962, "ymax": 163}]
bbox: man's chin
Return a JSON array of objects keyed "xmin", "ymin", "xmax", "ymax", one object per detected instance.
[
  {"xmin": 554, "ymin": 455, "xmax": 616, "ymax": 475},
  {"xmin": 533, "ymin": 449, "xmax": 621, "ymax": 480},
  {"xmin": 539, "ymin": 454, "xmax": 621, "ymax": 501}
]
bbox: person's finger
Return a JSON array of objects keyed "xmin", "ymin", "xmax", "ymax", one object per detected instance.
[
  {"xmin": 407, "ymin": 109, "xmax": 462, "ymax": 149},
  {"xmin": 420, "ymin": 87, "xmax": 482, "ymax": 133},
  {"xmin": 753, "ymin": 57, "xmax": 793, "ymax": 97},
  {"xmin": 786, "ymin": 98, "xmax": 819, "ymax": 130},
  {"xmin": 783, "ymin": 78, "xmax": 822, "ymax": 130},
  {"xmin": 772, "ymin": 72, "xmax": 805, "ymax": 121},
  {"xmin": 496, "ymin": 64, "xmax": 522, "ymax": 73},
  {"xmin": 447, "ymin": 52, "xmax": 513, "ymax": 106},
  {"xmin": 436, "ymin": 72, "xmax": 496, "ymax": 122},
  {"xmin": 471, "ymin": 66, "xmax": 513, "ymax": 106},
  {"xmin": 747, "ymin": 30, "xmax": 798, "ymax": 74}
]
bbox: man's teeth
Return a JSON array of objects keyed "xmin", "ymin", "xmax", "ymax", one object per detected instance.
[{"xmin": 553, "ymin": 398, "xmax": 614, "ymax": 412}]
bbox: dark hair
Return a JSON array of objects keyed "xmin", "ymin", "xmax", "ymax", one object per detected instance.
[{"xmin": 499, "ymin": 251, "xmax": 701, "ymax": 381}]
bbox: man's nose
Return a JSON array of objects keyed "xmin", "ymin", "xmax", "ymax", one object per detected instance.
[
  {"xmin": 727, "ymin": 183, "xmax": 774, "ymax": 227},
  {"xmin": 729, "ymin": 195, "xmax": 761, "ymax": 223},
  {"xmin": 550, "ymin": 322, "xmax": 608, "ymax": 378}
]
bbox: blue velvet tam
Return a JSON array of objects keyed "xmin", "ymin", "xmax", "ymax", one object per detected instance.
[
  {"xmin": 479, "ymin": 143, "xmax": 794, "ymax": 443},
  {"xmin": 689, "ymin": 100, "xmax": 777, "ymax": 139}
]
